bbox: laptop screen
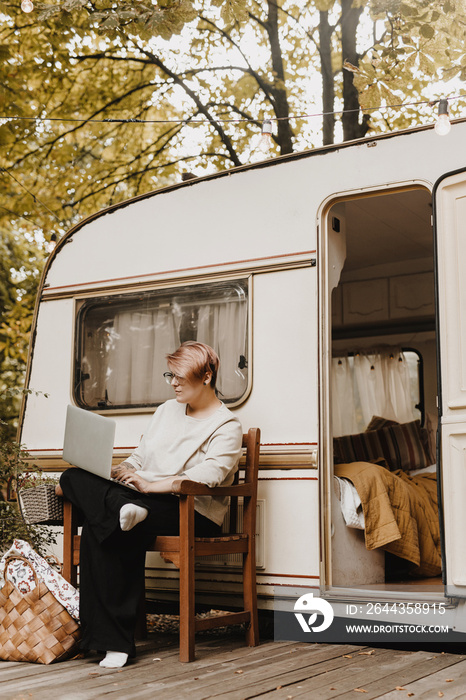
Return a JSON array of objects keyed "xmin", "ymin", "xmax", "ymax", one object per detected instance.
[{"xmin": 63, "ymin": 405, "xmax": 116, "ymax": 479}]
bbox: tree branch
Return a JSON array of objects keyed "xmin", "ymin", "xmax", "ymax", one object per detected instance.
[{"xmin": 123, "ymin": 35, "xmax": 242, "ymax": 167}]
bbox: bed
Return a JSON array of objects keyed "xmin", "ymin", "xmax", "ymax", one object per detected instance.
[{"xmin": 332, "ymin": 416, "xmax": 440, "ymax": 584}]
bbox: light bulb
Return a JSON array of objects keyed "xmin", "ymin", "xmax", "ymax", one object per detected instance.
[
  {"xmin": 256, "ymin": 119, "xmax": 273, "ymax": 153},
  {"xmin": 435, "ymin": 99, "xmax": 451, "ymax": 136},
  {"xmin": 45, "ymin": 233, "xmax": 57, "ymax": 254},
  {"xmin": 21, "ymin": 0, "xmax": 34, "ymax": 11},
  {"xmin": 247, "ymin": 119, "xmax": 275, "ymax": 162}
]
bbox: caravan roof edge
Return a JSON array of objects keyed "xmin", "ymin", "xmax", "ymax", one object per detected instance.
[{"xmin": 47, "ymin": 117, "xmax": 466, "ymax": 259}]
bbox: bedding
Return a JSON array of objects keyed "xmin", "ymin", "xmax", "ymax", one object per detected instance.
[
  {"xmin": 334, "ymin": 461, "xmax": 441, "ymax": 577},
  {"xmin": 333, "ymin": 419, "xmax": 432, "ymax": 472},
  {"xmin": 334, "ymin": 464, "xmax": 437, "ymax": 529},
  {"xmin": 334, "ymin": 476, "xmax": 364, "ymax": 529}
]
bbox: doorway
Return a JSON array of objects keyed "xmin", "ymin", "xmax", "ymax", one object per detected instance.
[{"xmin": 322, "ymin": 186, "xmax": 443, "ymax": 594}]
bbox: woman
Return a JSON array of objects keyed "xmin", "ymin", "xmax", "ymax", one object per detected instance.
[{"xmin": 58, "ymin": 341, "xmax": 243, "ymax": 668}]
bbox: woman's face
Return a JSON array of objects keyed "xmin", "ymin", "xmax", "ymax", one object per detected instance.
[{"xmin": 166, "ymin": 369, "xmax": 209, "ymax": 405}]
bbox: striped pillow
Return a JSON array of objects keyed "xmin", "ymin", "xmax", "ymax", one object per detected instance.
[
  {"xmin": 365, "ymin": 415, "xmax": 398, "ymax": 432},
  {"xmin": 334, "ymin": 420, "xmax": 430, "ymax": 472}
]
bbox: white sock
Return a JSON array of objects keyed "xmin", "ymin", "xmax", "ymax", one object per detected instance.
[
  {"xmin": 119, "ymin": 503, "xmax": 148, "ymax": 531},
  {"xmin": 99, "ymin": 651, "xmax": 128, "ymax": 668}
]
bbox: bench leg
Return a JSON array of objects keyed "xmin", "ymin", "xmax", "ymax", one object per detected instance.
[
  {"xmin": 243, "ymin": 545, "xmax": 259, "ymax": 647},
  {"xmin": 179, "ymin": 496, "xmax": 195, "ymax": 662},
  {"xmin": 63, "ymin": 500, "xmax": 78, "ymax": 587}
]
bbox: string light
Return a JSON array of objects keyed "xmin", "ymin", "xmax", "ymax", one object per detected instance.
[
  {"xmin": 247, "ymin": 119, "xmax": 275, "ymax": 162},
  {"xmin": 44, "ymin": 232, "xmax": 58, "ymax": 254},
  {"xmin": 21, "ymin": 0, "xmax": 34, "ymax": 13},
  {"xmin": 435, "ymin": 99, "xmax": 451, "ymax": 136},
  {"xmin": 0, "ymin": 95, "xmax": 461, "ymax": 219},
  {"xmin": 257, "ymin": 120, "xmax": 273, "ymax": 152},
  {"xmin": 1, "ymin": 93, "xmax": 465, "ymax": 128}
]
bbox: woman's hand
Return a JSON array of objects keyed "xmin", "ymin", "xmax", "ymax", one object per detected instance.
[
  {"xmin": 111, "ymin": 462, "xmax": 136, "ymax": 479},
  {"xmin": 120, "ymin": 473, "xmax": 179, "ymax": 494},
  {"xmin": 120, "ymin": 472, "xmax": 152, "ymax": 494}
]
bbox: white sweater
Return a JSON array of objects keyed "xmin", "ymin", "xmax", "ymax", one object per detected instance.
[{"xmin": 125, "ymin": 400, "xmax": 243, "ymax": 525}]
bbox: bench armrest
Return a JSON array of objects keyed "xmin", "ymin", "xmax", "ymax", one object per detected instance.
[{"xmin": 171, "ymin": 478, "xmax": 252, "ymax": 497}]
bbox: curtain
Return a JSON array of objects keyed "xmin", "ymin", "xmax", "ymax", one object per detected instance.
[
  {"xmin": 196, "ymin": 300, "xmax": 248, "ymax": 399},
  {"xmin": 105, "ymin": 308, "xmax": 180, "ymax": 406},
  {"xmin": 94, "ymin": 297, "xmax": 247, "ymax": 406},
  {"xmin": 331, "ymin": 356, "xmax": 358, "ymax": 436},
  {"xmin": 332, "ymin": 348, "xmax": 416, "ymax": 437}
]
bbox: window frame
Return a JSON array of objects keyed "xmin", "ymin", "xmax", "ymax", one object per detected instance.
[
  {"xmin": 73, "ymin": 275, "xmax": 252, "ymax": 413},
  {"xmin": 402, "ymin": 346, "xmax": 425, "ymax": 426}
]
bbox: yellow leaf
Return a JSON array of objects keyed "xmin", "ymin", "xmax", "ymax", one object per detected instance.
[
  {"xmin": 359, "ymin": 83, "xmax": 381, "ymax": 112},
  {"xmin": 380, "ymin": 83, "xmax": 400, "ymax": 107},
  {"xmin": 419, "ymin": 52, "xmax": 437, "ymax": 77},
  {"xmin": 353, "ymin": 73, "xmax": 372, "ymax": 92},
  {"xmin": 0, "ymin": 124, "xmax": 14, "ymax": 146}
]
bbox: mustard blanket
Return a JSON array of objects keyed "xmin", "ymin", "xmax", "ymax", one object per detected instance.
[{"xmin": 334, "ymin": 462, "xmax": 441, "ymax": 577}]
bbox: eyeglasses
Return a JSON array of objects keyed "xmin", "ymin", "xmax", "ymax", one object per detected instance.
[{"xmin": 163, "ymin": 372, "xmax": 186, "ymax": 385}]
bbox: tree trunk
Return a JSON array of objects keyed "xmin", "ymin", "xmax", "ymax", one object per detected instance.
[
  {"xmin": 341, "ymin": 0, "xmax": 370, "ymax": 141},
  {"xmin": 319, "ymin": 11, "xmax": 335, "ymax": 146},
  {"xmin": 265, "ymin": 0, "xmax": 294, "ymax": 155}
]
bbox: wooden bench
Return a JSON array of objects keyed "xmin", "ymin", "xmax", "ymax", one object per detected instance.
[{"xmin": 62, "ymin": 427, "xmax": 261, "ymax": 662}]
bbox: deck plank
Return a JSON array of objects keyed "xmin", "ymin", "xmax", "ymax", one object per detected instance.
[
  {"xmin": 71, "ymin": 643, "xmax": 363, "ymax": 699},
  {"xmin": 375, "ymin": 658, "xmax": 466, "ymax": 700},
  {"xmin": 0, "ymin": 636, "xmax": 464, "ymax": 700},
  {"xmin": 123, "ymin": 644, "xmax": 371, "ymax": 699},
  {"xmin": 254, "ymin": 649, "xmax": 465, "ymax": 700},
  {"xmin": 199, "ymin": 648, "xmax": 421, "ymax": 700}
]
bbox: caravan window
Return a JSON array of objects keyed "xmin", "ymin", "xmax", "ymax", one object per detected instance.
[{"xmin": 74, "ymin": 278, "xmax": 249, "ymax": 410}]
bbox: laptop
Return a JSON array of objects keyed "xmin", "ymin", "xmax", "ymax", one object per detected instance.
[{"xmin": 63, "ymin": 405, "xmax": 137, "ymax": 489}]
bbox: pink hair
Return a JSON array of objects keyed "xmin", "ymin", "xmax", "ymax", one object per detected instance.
[{"xmin": 166, "ymin": 341, "xmax": 219, "ymax": 388}]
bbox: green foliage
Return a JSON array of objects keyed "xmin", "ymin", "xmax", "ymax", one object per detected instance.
[
  {"xmin": 0, "ymin": 422, "xmax": 57, "ymax": 556},
  {"xmin": 0, "ymin": 0, "xmax": 464, "ymax": 436},
  {"xmin": 0, "ymin": 501, "xmax": 57, "ymax": 557},
  {"xmin": 357, "ymin": 0, "xmax": 466, "ymax": 132},
  {"xmin": 1, "ymin": 0, "xmax": 464, "ymax": 218},
  {"xmin": 34, "ymin": 0, "xmax": 247, "ymax": 37},
  {"xmin": 0, "ymin": 230, "xmax": 45, "ymax": 432},
  {"xmin": 0, "ymin": 3, "xmax": 464, "ymax": 393}
]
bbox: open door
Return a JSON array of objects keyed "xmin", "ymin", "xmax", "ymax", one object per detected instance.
[{"xmin": 435, "ymin": 168, "xmax": 466, "ymax": 597}]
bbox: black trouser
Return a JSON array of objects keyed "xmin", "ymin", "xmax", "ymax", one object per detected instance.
[{"xmin": 60, "ymin": 468, "xmax": 220, "ymax": 656}]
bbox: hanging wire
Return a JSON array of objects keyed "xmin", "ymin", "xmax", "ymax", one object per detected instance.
[
  {"xmin": 0, "ymin": 205, "xmax": 44, "ymax": 228},
  {"xmin": 0, "ymin": 167, "xmax": 62, "ymax": 222},
  {"xmin": 0, "ymin": 93, "xmax": 463, "ymax": 226},
  {"xmin": 1, "ymin": 93, "xmax": 465, "ymax": 127}
]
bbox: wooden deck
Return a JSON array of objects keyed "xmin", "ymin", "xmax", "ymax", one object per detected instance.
[{"xmin": 1, "ymin": 630, "xmax": 466, "ymax": 700}]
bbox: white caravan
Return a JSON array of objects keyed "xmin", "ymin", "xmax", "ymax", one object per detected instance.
[{"xmin": 19, "ymin": 118, "xmax": 466, "ymax": 639}]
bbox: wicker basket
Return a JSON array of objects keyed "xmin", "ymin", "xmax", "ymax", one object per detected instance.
[
  {"xmin": 0, "ymin": 555, "xmax": 80, "ymax": 664},
  {"xmin": 18, "ymin": 484, "xmax": 63, "ymax": 525}
]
